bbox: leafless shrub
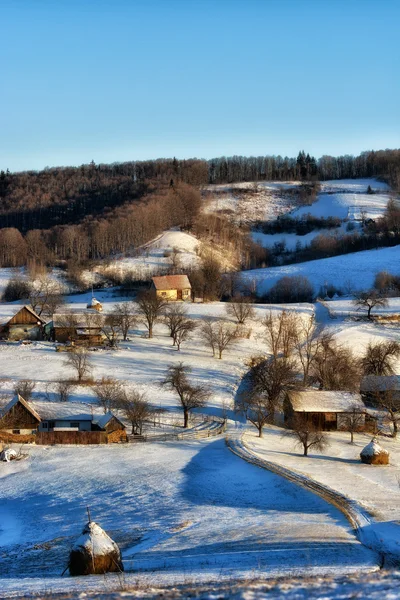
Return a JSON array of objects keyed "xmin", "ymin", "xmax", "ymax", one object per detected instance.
[
  {"xmin": 117, "ymin": 387, "xmax": 151, "ymax": 435},
  {"xmin": 54, "ymin": 380, "xmax": 75, "ymax": 403},
  {"xmin": 353, "ymin": 289, "xmax": 388, "ymax": 320},
  {"xmin": 200, "ymin": 319, "xmax": 237, "ymax": 359},
  {"xmin": 93, "ymin": 378, "xmax": 125, "ymax": 413}
]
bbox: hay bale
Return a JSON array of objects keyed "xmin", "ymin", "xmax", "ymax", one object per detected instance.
[
  {"xmin": 360, "ymin": 438, "xmax": 389, "ymax": 465},
  {"xmin": 69, "ymin": 521, "xmax": 123, "ymax": 576}
]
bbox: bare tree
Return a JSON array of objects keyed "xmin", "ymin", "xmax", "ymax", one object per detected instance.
[
  {"xmin": 175, "ymin": 319, "xmax": 197, "ymax": 351},
  {"xmin": 65, "ymin": 348, "xmax": 92, "ymax": 382},
  {"xmin": 200, "ymin": 320, "xmax": 217, "ymax": 357},
  {"xmin": 200, "ymin": 320, "xmax": 237, "ymax": 359},
  {"xmin": 112, "ymin": 302, "xmax": 137, "ymax": 341},
  {"xmin": 136, "ymin": 290, "xmax": 167, "ymax": 338},
  {"xmin": 294, "ymin": 315, "xmax": 325, "ymax": 385},
  {"xmin": 54, "ymin": 380, "xmax": 75, "ymax": 403},
  {"xmin": 378, "ymin": 389, "xmax": 400, "ymax": 438},
  {"xmin": 342, "ymin": 407, "xmax": 366, "ymax": 443},
  {"xmin": 361, "ymin": 340, "xmax": 400, "ymax": 376},
  {"xmin": 101, "ymin": 313, "xmax": 120, "ymax": 348},
  {"xmin": 161, "ymin": 363, "xmax": 210, "ymax": 428},
  {"xmin": 285, "ymin": 414, "xmax": 329, "ymax": 456},
  {"xmin": 93, "ymin": 378, "xmax": 124, "ymax": 413},
  {"xmin": 236, "ymin": 391, "xmax": 271, "ymax": 438},
  {"xmin": 247, "ymin": 355, "xmax": 298, "ymax": 426},
  {"xmin": 353, "ymin": 290, "xmax": 388, "ymax": 320},
  {"xmin": 225, "ymin": 295, "xmax": 255, "ymax": 324},
  {"xmin": 310, "ymin": 333, "xmax": 361, "ymax": 391},
  {"xmin": 117, "ymin": 387, "xmax": 152, "ymax": 435},
  {"xmin": 164, "ymin": 304, "xmax": 188, "ymax": 345},
  {"xmin": 28, "ymin": 273, "xmax": 64, "ymax": 317},
  {"xmin": 263, "ymin": 310, "xmax": 298, "ymax": 359},
  {"xmin": 13, "ymin": 379, "xmax": 36, "ymax": 400}
]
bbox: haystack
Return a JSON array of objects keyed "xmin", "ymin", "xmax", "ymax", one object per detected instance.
[
  {"xmin": 87, "ymin": 297, "xmax": 103, "ymax": 312},
  {"xmin": 360, "ymin": 438, "xmax": 389, "ymax": 465},
  {"xmin": 69, "ymin": 521, "xmax": 123, "ymax": 575}
]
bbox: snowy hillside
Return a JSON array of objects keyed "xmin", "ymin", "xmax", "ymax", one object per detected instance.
[{"xmin": 241, "ymin": 245, "xmax": 400, "ymax": 295}]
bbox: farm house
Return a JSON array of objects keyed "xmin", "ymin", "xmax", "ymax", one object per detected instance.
[
  {"xmin": 0, "ymin": 306, "xmax": 47, "ymax": 341},
  {"xmin": 151, "ymin": 275, "xmax": 192, "ymax": 301},
  {"xmin": 361, "ymin": 375, "xmax": 400, "ymax": 408},
  {"xmin": 284, "ymin": 390, "xmax": 367, "ymax": 431},
  {"xmin": 50, "ymin": 312, "xmax": 105, "ymax": 345}
]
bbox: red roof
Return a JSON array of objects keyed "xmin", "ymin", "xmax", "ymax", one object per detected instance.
[{"xmin": 152, "ymin": 275, "xmax": 191, "ymax": 291}]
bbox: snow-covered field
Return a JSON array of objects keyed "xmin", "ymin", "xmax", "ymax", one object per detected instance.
[{"xmin": 241, "ymin": 245, "xmax": 400, "ymax": 295}]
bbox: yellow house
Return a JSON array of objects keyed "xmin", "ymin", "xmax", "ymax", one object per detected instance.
[{"xmin": 151, "ymin": 275, "xmax": 192, "ymax": 301}]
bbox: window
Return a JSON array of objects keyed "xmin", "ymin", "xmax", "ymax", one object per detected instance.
[
  {"xmin": 48, "ymin": 421, "xmax": 55, "ymax": 429},
  {"xmin": 70, "ymin": 421, "xmax": 80, "ymax": 428},
  {"xmin": 42, "ymin": 422, "xmax": 48, "ymax": 429},
  {"xmin": 161, "ymin": 292, "xmax": 167, "ymax": 296},
  {"xmin": 12, "ymin": 429, "xmax": 20, "ymax": 435}
]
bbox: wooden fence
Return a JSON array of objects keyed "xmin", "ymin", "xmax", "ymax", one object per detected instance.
[{"xmin": 36, "ymin": 431, "xmax": 108, "ymax": 445}]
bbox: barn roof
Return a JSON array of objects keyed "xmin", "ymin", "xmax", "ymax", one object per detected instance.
[
  {"xmin": 1, "ymin": 394, "xmax": 42, "ymax": 422},
  {"xmin": 287, "ymin": 390, "xmax": 365, "ymax": 413},
  {"xmin": 6, "ymin": 305, "xmax": 47, "ymax": 326},
  {"xmin": 152, "ymin": 275, "xmax": 191, "ymax": 290},
  {"xmin": 361, "ymin": 375, "xmax": 400, "ymax": 393}
]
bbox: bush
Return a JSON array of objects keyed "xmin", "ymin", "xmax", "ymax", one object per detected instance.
[
  {"xmin": 14, "ymin": 379, "xmax": 36, "ymax": 400},
  {"xmin": 2, "ymin": 277, "xmax": 30, "ymax": 302},
  {"xmin": 266, "ymin": 275, "xmax": 314, "ymax": 303}
]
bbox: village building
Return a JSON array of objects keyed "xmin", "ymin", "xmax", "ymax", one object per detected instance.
[
  {"xmin": 361, "ymin": 375, "xmax": 400, "ymax": 408},
  {"xmin": 49, "ymin": 312, "xmax": 105, "ymax": 345},
  {"xmin": 0, "ymin": 395, "xmax": 126, "ymax": 443},
  {"xmin": 284, "ymin": 390, "xmax": 367, "ymax": 431},
  {"xmin": 151, "ymin": 275, "xmax": 192, "ymax": 301},
  {"xmin": 0, "ymin": 306, "xmax": 47, "ymax": 341}
]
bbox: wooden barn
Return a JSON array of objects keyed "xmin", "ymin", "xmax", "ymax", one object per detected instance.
[
  {"xmin": 284, "ymin": 390, "xmax": 367, "ymax": 431},
  {"xmin": 361, "ymin": 375, "xmax": 400, "ymax": 408},
  {"xmin": 151, "ymin": 275, "xmax": 192, "ymax": 301},
  {"xmin": 50, "ymin": 312, "xmax": 105, "ymax": 345},
  {"xmin": 0, "ymin": 306, "xmax": 47, "ymax": 341}
]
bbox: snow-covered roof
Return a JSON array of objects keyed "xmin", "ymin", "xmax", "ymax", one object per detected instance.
[
  {"xmin": 30, "ymin": 400, "xmax": 99, "ymax": 421},
  {"xmin": 361, "ymin": 375, "xmax": 400, "ymax": 393},
  {"xmin": 288, "ymin": 390, "xmax": 365, "ymax": 413},
  {"xmin": 87, "ymin": 297, "xmax": 103, "ymax": 309},
  {"xmin": 361, "ymin": 439, "xmax": 389, "ymax": 457},
  {"xmin": 152, "ymin": 274, "xmax": 191, "ymax": 290}
]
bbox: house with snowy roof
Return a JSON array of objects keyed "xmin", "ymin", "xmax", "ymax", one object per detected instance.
[
  {"xmin": 0, "ymin": 395, "xmax": 126, "ymax": 442},
  {"xmin": 360, "ymin": 375, "xmax": 400, "ymax": 408},
  {"xmin": 151, "ymin": 274, "xmax": 192, "ymax": 301},
  {"xmin": 284, "ymin": 390, "xmax": 368, "ymax": 431}
]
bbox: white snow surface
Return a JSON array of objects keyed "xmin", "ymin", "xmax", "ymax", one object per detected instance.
[{"xmin": 241, "ymin": 245, "xmax": 400, "ymax": 295}]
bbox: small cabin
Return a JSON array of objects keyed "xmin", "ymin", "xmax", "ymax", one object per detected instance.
[
  {"xmin": 284, "ymin": 390, "xmax": 367, "ymax": 431},
  {"xmin": 0, "ymin": 306, "xmax": 47, "ymax": 341},
  {"xmin": 151, "ymin": 275, "xmax": 192, "ymax": 301}
]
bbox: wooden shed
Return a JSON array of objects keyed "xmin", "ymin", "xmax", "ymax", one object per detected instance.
[
  {"xmin": 284, "ymin": 390, "xmax": 367, "ymax": 431},
  {"xmin": 0, "ymin": 306, "xmax": 46, "ymax": 341},
  {"xmin": 151, "ymin": 275, "xmax": 192, "ymax": 301}
]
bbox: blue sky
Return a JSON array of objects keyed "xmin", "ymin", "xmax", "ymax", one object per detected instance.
[{"xmin": 1, "ymin": 0, "xmax": 399, "ymax": 172}]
